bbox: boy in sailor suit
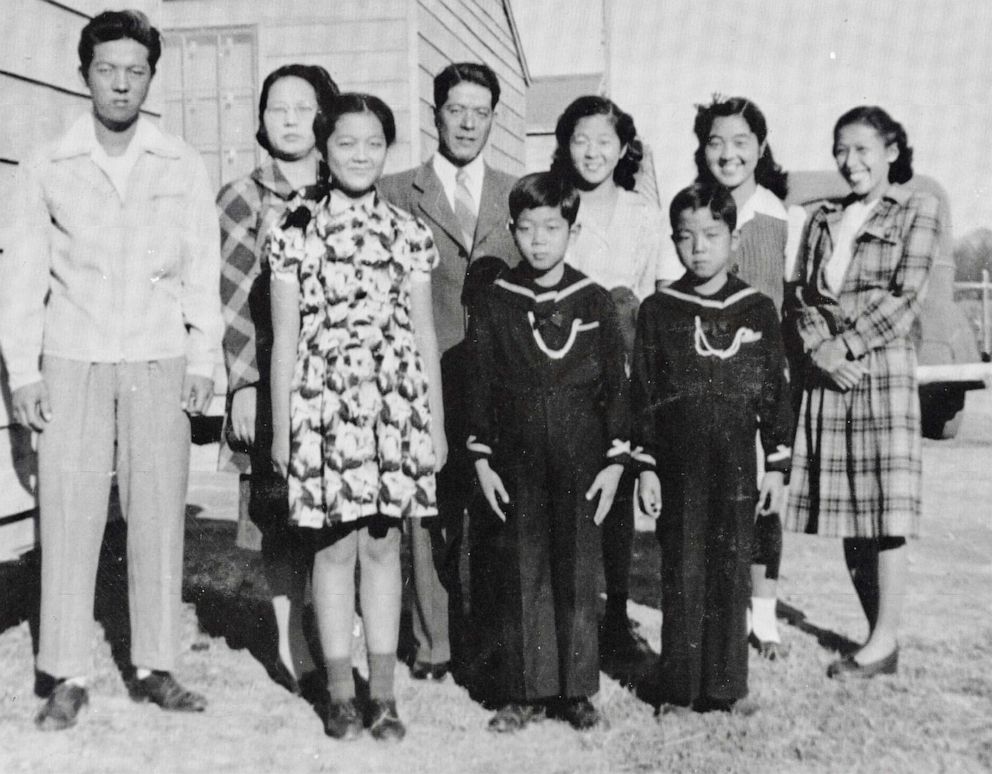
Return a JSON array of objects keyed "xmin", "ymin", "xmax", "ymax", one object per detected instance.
[
  {"xmin": 632, "ymin": 183, "xmax": 793, "ymax": 712},
  {"xmin": 465, "ymin": 172, "xmax": 630, "ymax": 732}
]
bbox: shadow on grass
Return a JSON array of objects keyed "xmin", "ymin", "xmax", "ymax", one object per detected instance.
[{"xmin": 776, "ymin": 600, "xmax": 859, "ymax": 655}]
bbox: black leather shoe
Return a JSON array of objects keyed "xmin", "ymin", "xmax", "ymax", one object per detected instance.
[
  {"xmin": 827, "ymin": 647, "xmax": 899, "ymax": 680},
  {"xmin": 487, "ymin": 702, "xmax": 546, "ymax": 733},
  {"xmin": 410, "ymin": 660, "xmax": 449, "ymax": 682},
  {"xmin": 366, "ymin": 699, "xmax": 405, "ymax": 742},
  {"xmin": 324, "ymin": 698, "xmax": 362, "ymax": 740},
  {"xmin": 128, "ymin": 671, "xmax": 207, "ymax": 712},
  {"xmin": 35, "ymin": 682, "xmax": 89, "ymax": 731},
  {"xmin": 560, "ymin": 697, "xmax": 600, "ymax": 730}
]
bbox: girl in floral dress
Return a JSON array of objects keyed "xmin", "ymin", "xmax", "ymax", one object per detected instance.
[{"xmin": 269, "ymin": 93, "xmax": 446, "ymax": 741}]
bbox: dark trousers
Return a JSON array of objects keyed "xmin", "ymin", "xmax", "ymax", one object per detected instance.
[
  {"xmin": 601, "ymin": 471, "xmax": 635, "ymax": 599},
  {"xmin": 477, "ymin": 451, "xmax": 602, "ymax": 702}
]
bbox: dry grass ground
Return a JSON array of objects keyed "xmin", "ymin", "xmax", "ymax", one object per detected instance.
[{"xmin": 1, "ymin": 394, "xmax": 991, "ymax": 773}]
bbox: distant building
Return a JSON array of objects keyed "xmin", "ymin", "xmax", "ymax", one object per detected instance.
[{"xmin": 525, "ymin": 73, "xmax": 603, "ymax": 173}]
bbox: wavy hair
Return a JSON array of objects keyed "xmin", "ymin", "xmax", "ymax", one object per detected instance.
[
  {"xmin": 693, "ymin": 95, "xmax": 788, "ymax": 200},
  {"xmin": 833, "ymin": 106, "xmax": 914, "ymax": 184},
  {"xmin": 551, "ymin": 96, "xmax": 643, "ymax": 191},
  {"xmin": 256, "ymin": 64, "xmax": 340, "ymax": 157}
]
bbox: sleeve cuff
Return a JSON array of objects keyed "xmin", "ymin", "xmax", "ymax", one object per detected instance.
[
  {"xmin": 466, "ymin": 435, "xmax": 493, "ymax": 461},
  {"xmin": 604, "ymin": 438, "xmax": 633, "ymax": 467},
  {"xmin": 841, "ymin": 330, "xmax": 868, "ymax": 360},
  {"xmin": 629, "ymin": 445, "xmax": 657, "ymax": 474},
  {"xmin": 185, "ymin": 361, "xmax": 216, "ymax": 380},
  {"xmin": 765, "ymin": 444, "xmax": 792, "ymax": 474},
  {"xmin": 6, "ymin": 367, "xmax": 43, "ymax": 393}
]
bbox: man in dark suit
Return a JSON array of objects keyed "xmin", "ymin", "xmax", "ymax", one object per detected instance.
[{"xmin": 379, "ymin": 62, "xmax": 518, "ymax": 681}]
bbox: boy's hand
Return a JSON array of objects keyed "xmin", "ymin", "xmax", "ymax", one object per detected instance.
[
  {"xmin": 756, "ymin": 471, "xmax": 786, "ymax": 517},
  {"xmin": 182, "ymin": 374, "xmax": 214, "ymax": 415},
  {"xmin": 475, "ymin": 458, "xmax": 510, "ymax": 521},
  {"xmin": 638, "ymin": 471, "xmax": 662, "ymax": 520},
  {"xmin": 587, "ymin": 463, "xmax": 624, "ymax": 525},
  {"xmin": 11, "ymin": 380, "xmax": 52, "ymax": 432}
]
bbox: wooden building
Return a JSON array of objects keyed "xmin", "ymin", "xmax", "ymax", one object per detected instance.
[{"xmin": 0, "ymin": 1, "xmax": 529, "ymax": 553}]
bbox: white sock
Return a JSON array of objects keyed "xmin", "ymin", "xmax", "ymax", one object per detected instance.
[
  {"xmin": 135, "ymin": 667, "xmax": 152, "ymax": 680},
  {"xmin": 65, "ymin": 676, "xmax": 88, "ymax": 688},
  {"xmin": 750, "ymin": 597, "xmax": 780, "ymax": 643}
]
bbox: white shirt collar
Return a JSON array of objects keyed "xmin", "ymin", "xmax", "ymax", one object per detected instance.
[
  {"xmin": 329, "ymin": 188, "xmax": 375, "ymax": 215},
  {"xmin": 432, "ymin": 152, "xmax": 485, "ymax": 214},
  {"xmin": 736, "ymin": 185, "xmax": 789, "ymax": 229},
  {"xmin": 52, "ymin": 112, "xmax": 181, "ymax": 161}
]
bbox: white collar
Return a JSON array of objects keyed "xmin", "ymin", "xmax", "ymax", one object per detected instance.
[
  {"xmin": 52, "ymin": 112, "xmax": 181, "ymax": 161},
  {"xmin": 329, "ymin": 188, "xmax": 375, "ymax": 215},
  {"xmin": 432, "ymin": 152, "xmax": 485, "ymax": 206},
  {"xmin": 736, "ymin": 185, "xmax": 789, "ymax": 229}
]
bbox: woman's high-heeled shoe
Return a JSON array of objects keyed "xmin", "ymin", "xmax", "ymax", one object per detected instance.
[{"xmin": 827, "ymin": 646, "xmax": 899, "ymax": 680}]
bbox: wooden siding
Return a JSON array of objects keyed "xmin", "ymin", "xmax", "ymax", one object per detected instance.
[
  {"xmin": 161, "ymin": 0, "xmax": 414, "ymax": 174},
  {"xmin": 416, "ymin": 0, "xmax": 526, "ymax": 175}
]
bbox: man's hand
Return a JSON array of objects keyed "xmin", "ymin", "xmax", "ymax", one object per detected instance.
[
  {"xmin": 474, "ymin": 458, "xmax": 509, "ymax": 521},
  {"xmin": 756, "ymin": 471, "xmax": 787, "ymax": 518},
  {"xmin": 182, "ymin": 374, "xmax": 214, "ymax": 416},
  {"xmin": 11, "ymin": 380, "xmax": 52, "ymax": 432},
  {"xmin": 638, "ymin": 470, "xmax": 662, "ymax": 520},
  {"xmin": 586, "ymin": 463, "xmax": 624, "ymax": 525},
  {"xmin": 271, "ymin": 432, "xmax": 289, "ymax": 478},
  {"xmin": 229, "ymin": 386, "xmax": 257, "ymax": 446}
]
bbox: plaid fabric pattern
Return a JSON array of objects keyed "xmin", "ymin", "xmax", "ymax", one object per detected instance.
[
  {"xmin": 217, "ymin": 160, "xmax": 324, "ymax": 473},
  {"xmin": 785, "ymin": 184, "xmax": 942, "ymax": 537}
]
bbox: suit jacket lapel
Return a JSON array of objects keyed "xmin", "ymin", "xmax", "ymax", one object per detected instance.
[
  {"xmin": 474, "ymin": 165, "xmax": 506, "ymax": 255},
  {"xmin": 413, "ymin": 161, "xmax": 468, "ymax": 251}
]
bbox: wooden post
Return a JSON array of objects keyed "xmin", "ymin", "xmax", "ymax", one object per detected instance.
[{"xmin": 983, "ymin": 269, "xmax": 991, "ymax": 360}]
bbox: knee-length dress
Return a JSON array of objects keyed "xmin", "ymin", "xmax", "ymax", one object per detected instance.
[
  {"xmin": 268, "ymin": 191, "xmax": 440, "ymax": 528},
  {"xmin": 784, "ymin": 184, "xmax": 942, "ymax": 538}
]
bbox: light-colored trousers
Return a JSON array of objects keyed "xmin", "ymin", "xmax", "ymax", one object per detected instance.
[{"xmin": 37, "ymin": 357, "xmax": 189, "ymax": 677}]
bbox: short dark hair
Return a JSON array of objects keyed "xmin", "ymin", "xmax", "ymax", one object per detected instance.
[
  {"xmin": 433, "ymin": 62, "xmax": 501, "ymax": 109},
  {"xmin": 692, "ymin": 95, "xmax": 789, "ymax": 200},
  {"xmin": 314, "ymin": 92, "xmax": 396, "ymax": 153},
  {"xmin": 256, "ymin": 64, "xmax": 340, "ymax": 156},
  {"xmin": 550, "ymin": 95, "xmax": 644, "ymax": 191},
  {"xmin": 509, "ymin": 171, "xmax": 580, "ymax": 225},
  {"xmin": 78, "ymin": 10, "xmax": 161, "ymax": 76},
  {"xmin": 833, "ymin": 105, "xmax": 914, "ymax": 184},
  {"xmin": 668, "ymin": 182, "xmax": 737, "ymax": 232}
]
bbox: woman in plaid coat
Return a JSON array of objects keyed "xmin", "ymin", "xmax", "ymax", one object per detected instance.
[
  {"xmin": 217, "ymin": 64, "xmax": 337, "ymax": 693},
  {"xmin": 784, "ymin": 106, "xmax": 943, "ymax": 680}
]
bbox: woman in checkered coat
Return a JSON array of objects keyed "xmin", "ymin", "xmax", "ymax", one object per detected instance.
[
  {"xmin": 217, "ymin": 64, "xmax": 338, "ymax": 694},
  {"xmin": 784, "ymin": 106, "xmax": 943, "ymax": 680}
]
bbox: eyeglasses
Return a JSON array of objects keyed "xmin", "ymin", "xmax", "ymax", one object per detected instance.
[
  {"xmin": 442, "ymin": 104, "xmax": 493, "ymax": 121},
  {"xmin": 265, "ymin": 104, "xmax": 318, "ymax": 120}
]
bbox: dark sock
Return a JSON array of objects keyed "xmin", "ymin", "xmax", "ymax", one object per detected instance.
[
  {"xmin": 368, "ymin": 652, "xmax": 396, "ymax": 701},
  {"xmin": 326, "ymin": 657, "xmax": 355, "ymax": 703}
]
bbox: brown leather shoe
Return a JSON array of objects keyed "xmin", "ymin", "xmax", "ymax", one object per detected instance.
[
  {"xmin": 487, "ymin": 702, "xmax": 546, "ymax": 733},
  {"xmin": 560, "ymin": 697, "xmax": 600, "ymax": 730},
  {"xmin": 128, "ymin": 671, "xmax": 207, "ymax": 712},
  {"xmin": 35, "ymin": 682, "xmax": 89, "ymax": 731}
]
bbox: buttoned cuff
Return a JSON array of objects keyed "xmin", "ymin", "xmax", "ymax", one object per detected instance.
[
  {"xmin": 6, "ymin": 366, "xmax": 44, "ymax": 393},
  {"xmin": 629, "ymin": 446, "xmax": 657, "ymax": 475},
  {"xmin": 466, "ymin": 434, "xmax": 493, "ymax": 461}
]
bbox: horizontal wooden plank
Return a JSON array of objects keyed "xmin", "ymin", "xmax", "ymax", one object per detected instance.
[
  {"xmin": 419, "ymin": 0, "xmax": 520, "ymax": 78},
  {"xmin": 263, "ymin": 19, "xmax": 407, "ymax": 56},
  {"xmin": 0, "ymin": 0, "xmax": 89, "ymax": 96},
  {"xmin": 162, "ymin": 0, "xmax": 407, "ymax": 28},
  {"xmin": 0, "ymin": 507, "xmax": 37, "ymax": 561},
  {"xmin": 261, "ymin": 50, "xmax": 408, "ymax": 89},
  {"xmin": 0, "ymin": 75, "xmax": 92, "ymax": 164}
]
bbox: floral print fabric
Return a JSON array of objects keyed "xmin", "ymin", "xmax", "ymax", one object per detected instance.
[{"xmin": 268, "ymin": 192, "xmax": 440, "ymax": 528}]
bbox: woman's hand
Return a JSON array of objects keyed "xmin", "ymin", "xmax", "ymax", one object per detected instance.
[
  {"xmin": 431, "ymin": 424, "xmax": 448, "ymax": 472},
  {"xmin": 638, "ymin": 471, "xmax": 662, "ymax": 520},
  {"xmin": 586, "ymin": 463, "xmax": 624, "ymax": 525},
  {"xmin": 811, "ymin": 338, "xmax": 867, "ymax": 391},
  {"xmin": 474, "ymin": 458, "xmax": 509, "ymax": 521},
  {"xmin": 756, "ymin": 471, "xmax": 787, "ymax": 517},
  {"xmin": 271, "ymin": 432, "xmax": 290, "ymax": 479},
  {"xmin": 229, "ymin": 386, "xmax": 257, "ymax": 446}
]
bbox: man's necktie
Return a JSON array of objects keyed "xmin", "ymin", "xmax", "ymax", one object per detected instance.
[{"xmin": 454, "ymin": 167, "xmax": 477, "ymax": 251}]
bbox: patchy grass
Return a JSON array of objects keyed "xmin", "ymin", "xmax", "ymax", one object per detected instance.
[{"xmin": 2, "ymin": 394, "xmax": 992, "ymax": 773}]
